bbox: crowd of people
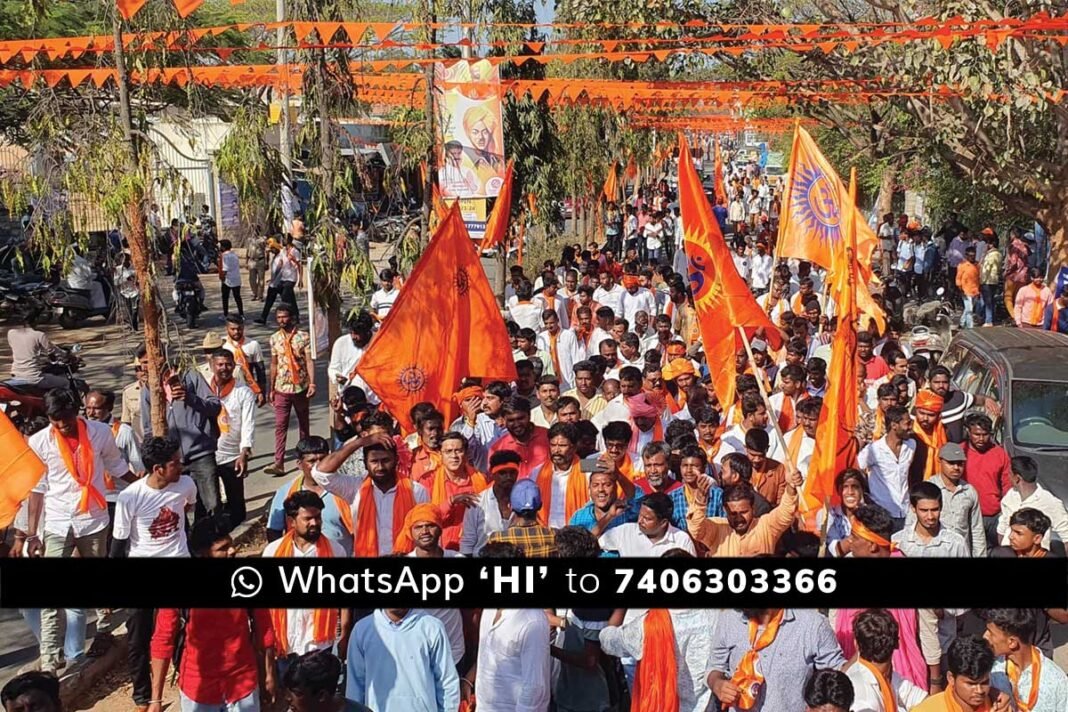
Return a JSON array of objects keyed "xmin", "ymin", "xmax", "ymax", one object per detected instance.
[{"xmin": 3, "ymin": 151, "xmax": 1068, "ymax": 712}]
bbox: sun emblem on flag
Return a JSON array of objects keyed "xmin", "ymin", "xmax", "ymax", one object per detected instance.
[
  {"xmin": 791, "ymin": 164, "xmax": 841, "ymax": 246},
  {"xmin": 685, "ymin": 242, "xmax": 724, "ymax": 307},
  {"xmin": 454, "ymin": 267, "xmax": 470, "ymax": 296},
  {"xmin": 397, "ymin": 365, "xmax": 427, "ymax": 394}
]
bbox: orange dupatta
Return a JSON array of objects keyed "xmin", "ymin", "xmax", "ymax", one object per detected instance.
[
  {"xmin": 431, "ymin": 465, "xmax": 488, "ymax": 507},
  {"xmin": 226, "ymin": 338, "xmax": 262, "ymax": 395},
  {"xmin": 210, "ymin": 378, "xmax": 235, "ymax": 434},
  {"xmin": 547, "ymin": 332, "xmax": 562, "ymax": 379},
  {"xmin": 786, "ymin": 427, "xmax": 806, "ymax": 468},
  {"xmin": 536, "ymin": 458, "xmax": 588, "ymax": 526},
  {"xmin": 279, "ymin": 329, "xmax": 304, "ymax": 386},
  {"xmin": 269, "ymin": 531, "xmax": 338, "ymax": 654},
  {"xmin": 857, "ymin": 659, "xmax": 896, "ymax": 712},
  {"xmin": 631, "ymin": 610, "xmax": 680, "ymax": 712},
  {"xmin": 353, "ymin": 477, "xmax": 416, "ymax": 557},
  {"xmin": 1006, "ymin": 645, "xmax": 1042, "ymax": 712},
  {"xmin": 731, "ymin": 608, "xmax": 785, "ymax": 710},
  {"xmin": 286, "ymin": 476, "xmax": 355, "ymax": 539},
  {"xmin": 777, "ymin": 392, "xmax": 806, "ymax": 433},
  {"xmin": 912, "ymin": 422, "xmax": 947, "ymax": 480},
  {"xmin": 53, "ymin": 419, "xmax": 107, "ymax": 514}
]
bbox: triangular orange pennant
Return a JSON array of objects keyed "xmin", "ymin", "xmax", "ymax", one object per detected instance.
[
  {"xmin": 174, "ymin": 0, "xmax": 206, "ymax": 17},
  {"xmin": 116, "ymin": 0, "xmax": 148, "ymax": 20},
  {"xmin": 357, "ymin": 203, "xmax": 517, "ymax": 432},
  {"xmin": 480, "ymin": 159, "xmax": 514, "ymax": 252}
]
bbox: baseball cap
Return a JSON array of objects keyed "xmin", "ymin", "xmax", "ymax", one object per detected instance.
[
  {"xmin": 938, "ymin": 442, "xmax": 966, "ymax": 462},
  {"xmin": 510, "ymin": 478, "xmax": 542, "ymax": 512}
]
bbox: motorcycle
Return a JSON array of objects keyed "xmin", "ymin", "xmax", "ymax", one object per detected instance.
[
  {"xmin": 0, "ymin": 280, "xmax": 51, "ymax": 322},
  {"xmin": 174, "ymin": 278, "xmax": 202, "ymax": 328},
  {"xmin": 46, "ymin": 275, "xmax": 116, "ymax": 329},
  {"xmin": 0, "ymin": 344, "xmax": 87, "ymax": 430}
]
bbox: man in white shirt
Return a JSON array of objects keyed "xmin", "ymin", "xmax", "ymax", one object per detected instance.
[
  {"xmin": 26, "ymin": 388, "xmax": 135, "ymax": 673},
  {"xmin": 592, "ymin": 271, "xmax": 626, "ymax": 317},
  {"xmin": 207, "ymin": 349, "xmax": 257, "ymax": 530},
  {"xmin": 269, "ymin": 235, "xmax": 303, "ymax": 320},
  {"xmin": 537, "ymin": 311, "xmax": 578, "ymax": 391},
  {"xmin": 857, "ymin": 405, "xmax": 917, "ymax": 530},
  {"xmin": 619, "ymin": 274, "xmax": 657, "ymax": 326},
  {"xmin": 767, "ymin": 397, "xmax": 821, "ymax": 480},
  {"xmin": 749, "ymin": 240, "xmax": 774, "ymax": 295},
  {"xmin": 218, "ymin": 239, "xmax": 244, "ymax": 319},
  {"xmin": 996, "ymin": 455, "xmax": 1068, "ymax": 551},
  {"xmin": 460, "ymin": 450, "xmax": 519, "ymax": 555},
  {"xmin": 845, "ymin": 609, "xmax": 928, "ymax": 712},
  {"xmin": 263, "ymin": 490, "xmax": 348, "ymax": 655},
  {"xmin": 595, "ymin": 491, "xmax": 695, "ymax": 557},
  {"xmin": 109, "ymin": 435, "xmax": 197, "ymax": 709},
  {"xmin": 475, "ymin": 605, "xmax": 551, "ymax": 712},
  {"xmin": 534, "ymin": 274, "xmax": 569, "ymax": 330},
  {"xmin": 370, "ymin": 268, "xmax": 400, "ymax": 322},
  {"xmin": 327, "ymin": 311, "xmax": 379, "ymax": 405},
  {"xmin": 313, "ymin": 433, "xmax": 430, "ymax": 556},
  {"xmin": 508, "ymin": 280, "xmax": 543, "ymax": 332},
  {"xmin": 84, "ymin": 389, "xmax": 143, "ymax": 489},
  {"xmin": 731, "ymin": 241, "xmax": 750, "ymax": 282},
  {"xmin": 715, "ymin": 393, "xmax": 773, "ymax": 465},
  {"xmin": 223, "ymin": 315, "xmax": 267, "ymax": 404}
]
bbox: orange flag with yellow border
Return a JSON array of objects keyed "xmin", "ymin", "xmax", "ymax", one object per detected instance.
[
  {"xmin": 480, "ymin": 159, "xmax": 514, "ymax": 252},
  {"xmin": 678, "ymin": 133, "xmax": 782, "ymax": 410},
  {"xmin": 0, "ymin": 409, "xmax": 47, "ymax": 527},
  {"xmin": 803, "ymin": 168, "xmax": 861, "ymax": 514},
  {"xmin": 358, "ymin": 203, "xmax": 517, "ymax": 432}
]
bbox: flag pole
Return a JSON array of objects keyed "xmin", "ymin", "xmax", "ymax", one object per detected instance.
[{"xmin": 736, "ymin": 325, "xmax": 798, "ymax": 477}]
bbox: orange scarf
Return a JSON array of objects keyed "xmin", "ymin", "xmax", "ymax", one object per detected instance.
[
  {"xmin": 1025, "ymin": 284, "xmax": 1046, "ymax": 326},
  {"xmin": 777, "ymin": 392, "xmax": 806, "ymax": 433},
  {"xmin": 873, "ymin": 409, "xmax": 887, "ymax": 440},
  {"xmin": 701, "ymin": 439, "xmax": 721, "ymax": 464},
  {"xmin": 430, "ymin": 465, "xmax": 488, "ymax": 507},
  {"xmin": 912, "ymin": 422, "xmax": 947, "ymax": 480},
  {"xmin": 731, "ymin": 609, "xmax": 785, "ymax": 710},
  {"xmin": 269, "ymin": 531, "xmax": 338, "ymax": 654},
  {"xmin": 353, "ymin": 477, "xmax": 415, "ymax": 557},
  {"xmin": 1053, "ymin": 302, "xmax": 1065, "ymax": 333},
  {"xmin": 53, "ymin": 419, "xmax": 107, "ymax": 514},
  {"xmin": 666, "ymin": 390, "xmax": 686, "ymax": 415},
  {"xmin": 210, "ymin": 378, "xmax": 235, "ymax": 434},
  {"xmin": 226, "ymin": 338, "xmax": 262, "ymax": 395},
  {"xmin": 786, "ymin": 427, "xmax": 806, "ymax": 468},
  {"xmin": 1006, "ymin": 646, "xmax": 1041, "ymax": 712},
  {"xmin": 617, "ymin": 453, "xmax": 639, "ymax": 488},
  {"xmin": 858, "ymin": 659, "xmax": 896, "ymax": 712},
  {"xmin": 631, "ymin": 610, "xmax": 680, "ymax": 712},
  {"xmin": 279, "ymin": 329, "xmax": 303, "ymax": 386},
  {"xmin": 791, "ymin": 292, "xmax": 806, "ymax": 315},
  {"xmin": 547, "ymin": 331, "xmax": 562, "ymax": 379},
  {"xmin": 286, "ymin": 476, "xmax": 355, "ymax": 538},
  {"xmin": 536, "ymin": 458, "xmax": 588, "ymax": 526}
]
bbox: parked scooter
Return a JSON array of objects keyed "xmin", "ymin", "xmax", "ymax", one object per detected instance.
[
  {"xmin": 0, "ymin": 344, "xmax": 87, "ymax": 430},
  {"xmin": 46, "ymin": 275, "xmax": 116, "ymax": 329}
]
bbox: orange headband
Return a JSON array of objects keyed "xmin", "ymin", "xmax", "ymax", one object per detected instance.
[
  {"xmin": 490, "ymin": 463, "xmax": 519, "ymax": 476},
  {"xmin": 851, "ymin": 519, "xmax": 895, "ymax": 550},
  {"xmin": 622, "ymin": 275, "xmax": 641, "ymax": 289},
  {"xmin": 913, "ymin": 389, "xmax": 944, "ymax": 414},
  {"xmin": 453, "ymin": 386, "xmax": 484, "ymax": 404}
]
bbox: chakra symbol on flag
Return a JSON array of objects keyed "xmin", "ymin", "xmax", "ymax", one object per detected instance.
[
  {"xmin": 454, "ymin": 267, "xmax": 470, "ymax": 296},
  {"xmin": 397, "ymin": 365, "xmax": 427, "ymax": 394},
  {"xmin": 791, "ymin": 164, "xmax": 841, "ymax": 245},
  {"xmin": 686, "ymin": 243, "xmax": 722, "ymax": 306}
]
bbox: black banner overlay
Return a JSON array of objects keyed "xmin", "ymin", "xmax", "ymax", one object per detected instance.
[{"xmin": 1, "ymin": 558, "xmax": 1064, "ymax": 609}]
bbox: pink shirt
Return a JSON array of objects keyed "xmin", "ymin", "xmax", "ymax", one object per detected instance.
[{"xmin": 1014, "ymin": 283, "xmax": 1053, "ymax": 327}]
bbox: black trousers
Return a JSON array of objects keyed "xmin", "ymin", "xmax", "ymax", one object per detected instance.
[
  {"xmin": 222, "ymin": 284, "xmax": 244, "ymax": 317},
  {"xmin": 126, "ymin": 608, "xmax": 156, "ymax": 705},
  {"xmin": 218, "ymin": 461, "xmax": 247, "ymax": 532},
  {"xmin": 261, "ymin": 280, "xmax": 298, "ymax": 321}
]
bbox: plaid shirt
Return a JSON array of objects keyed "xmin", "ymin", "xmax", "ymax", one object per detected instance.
[
  {"xmin": 487, "ymin": 522, "xmax": 557, "ymax": 557},
  {"xmin": 568, "ymin": 499, "xmax": 641, "ymax": 532},
  {"xmin": 635, "ymin": 477, "xmax": 725, "ymax": 528}
]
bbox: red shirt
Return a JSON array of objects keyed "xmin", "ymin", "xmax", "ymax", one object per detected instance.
[
  {"xmin": 151, "ymin": 608, "xmax": 275, "ymax": 704},
  {"xmin": 488, "ymin": 426, "xmax": 550, "ymax": 479},
  {"xmin": 861, "ymin": 355, "xmax": 891, "ymax": 385},
  {"xmin": 962, "ymin": 442, "xmax": 1013, "ymax": 516}
]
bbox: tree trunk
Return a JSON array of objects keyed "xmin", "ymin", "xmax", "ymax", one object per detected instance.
[
  {"xmin": 113, "ymin": 11, "xmax": 168, "ymax": 436},
  {"xmin": 1036, "ymin": 202, "xmax": 1068, "ymax": 283},
  {"xmin": 877, "ymin": 163, "xmax": 895, "ymax": 220}
]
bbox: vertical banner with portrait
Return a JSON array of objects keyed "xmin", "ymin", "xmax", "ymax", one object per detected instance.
[{"xmin": 435, "ymin": 59, "xmax": 507, "ymax": 205}]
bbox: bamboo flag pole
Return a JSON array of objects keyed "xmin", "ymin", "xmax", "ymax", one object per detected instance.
[{"xmin": 736, "ymin": 325, "xmax": 797, "ymax": 477}]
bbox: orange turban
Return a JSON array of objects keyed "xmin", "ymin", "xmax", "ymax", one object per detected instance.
[
  {"xmin": 452, "ymin": 386, "xmax": 484, "ymax": 404},
  {"xmin": 913, "ymin": 389, "xmax": 944, "ymax": 414},
  {"xmin": 622, "ymin": 275, "xmax": 641, "ymax": 289},
  {"xmin": 393, "ymin": 503, "xmax": 444, "ymax": 553},
  {"xmin": 661, "ymin": 357, "xmax": 695, "ymax": 382}
]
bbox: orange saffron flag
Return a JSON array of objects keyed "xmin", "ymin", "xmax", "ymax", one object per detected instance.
[
  {"xmin": 713, "ymin": 138, "xmax": 726, "ymax": 205},
  {"xmin": 0, "ymin": 409, "xmax": 47, "ymax": 527},
  {"xmin": 480, "ymin": 159, "xmax": 514, "ymax": 252},
  {"xmin": 678, "ymin": 133, "xmax": 782, "ymax": 410},
  {"xmin": 803, "ymin": 168, "xmax": 861, "ymax": 514},
  {"xmin": 777, "ymin": 125, "xmax": 877, "ymax": 277},
  {"xmin": 357, "ymin": 203, "xmax": 517, "ymax": 433},
  {"xmin": 602, "ymin": 160, "xmax": 619, "ymax": 203},
  {"xmin": 173, "ymin": 0, "xmax": 206, "ymax": 17},
  {"xmin": 624, "ymin": 154, "xmax": 638, "ymax": 180},
  {"xmin": 116, "ymin": 0, "xmax": 148, "ymax": 20}
]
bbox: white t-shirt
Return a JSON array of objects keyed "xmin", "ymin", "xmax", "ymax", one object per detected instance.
[
  {"xmin": 599, "ymin": 523, "xmax": 695, "ymax": 557},
  {"xmin": 371, "ymin": 287, "xmax": 399, "ymax": 319},
  {"xmin": 112, "ymin": 476, "xmax": 198, "ymax": 557},
  {"xmin": 221, "ymin": 251, "xmax": 242, "ymax": 288}
]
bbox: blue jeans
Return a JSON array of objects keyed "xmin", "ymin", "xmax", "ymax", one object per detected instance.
[
  {"xmin": 20, "ymin": 609, "xmax": 86, "ymax": 662},
  {"xmin": 180, "ymin": 690, "xmax": 259, "ymax": 712},
  {"xmin": 961, "ymin": 295, "xmax": 977, "ymax": 329},
  {"xmin": 981, "ymin": 284, "xmax": 997, "ymax": 325}
]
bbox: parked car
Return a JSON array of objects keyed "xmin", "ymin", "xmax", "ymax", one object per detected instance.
[{"xmin": 938, "ymin": 327, "xmax": 1068, "ymax": 506}]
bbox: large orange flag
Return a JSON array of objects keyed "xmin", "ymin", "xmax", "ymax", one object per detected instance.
[
  {"xmin": 0, "ymin": 409, "xmax": 47, "ymax": 527},
  {"xmin": 480, "ymin": 160, "xmax": 514, "ymax": 252},
  {"xmin": 358, "ymin": 203, "xmax": 517, "ymax": 433},
  {"xmin": 803, "ymin": 168, "xmax": 861, "ymax": 514},
  {"xmin": 678, "ymin": 133, "xmax": 782, "ymax": 410},
  {"xmin": 713, "ymin": 138, "xmax": 726, "ymax": 205},
  {"xmin": 602, "ymin": 160, "xmax": 619, "ymax": 203},
  {"xmin": 777, "ymin": 125, "xmax": 877, "ymax": 276}
]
